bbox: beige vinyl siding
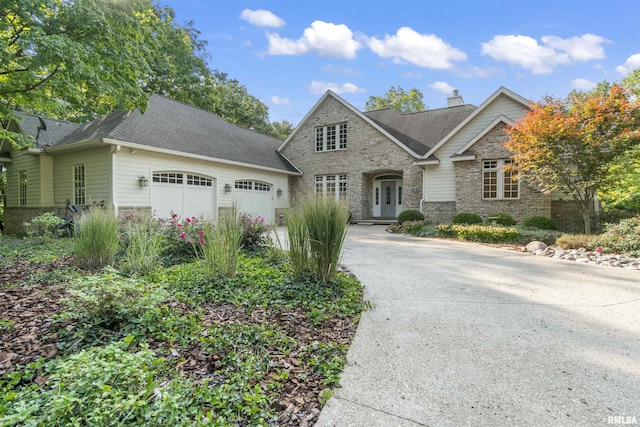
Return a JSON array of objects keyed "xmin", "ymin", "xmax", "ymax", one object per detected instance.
[
  {"xmin": 5, "ymin": 148, "xmax": 41, "ymax": 207},
  {"xmin": 425, "ymin": 95, "xmax": 527, "ymax": 202},
  {"xmin": 115, "ymin": 148, "xmax": 289, "ymax": 211},
  {"xmin": 53, "ymin": 146, "xmax": 112, "ymax": 207}
]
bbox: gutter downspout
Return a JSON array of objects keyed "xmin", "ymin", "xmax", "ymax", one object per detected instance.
[{"xmin": 111, "ymin": 145, "xmax": 120, "ymax": 217}]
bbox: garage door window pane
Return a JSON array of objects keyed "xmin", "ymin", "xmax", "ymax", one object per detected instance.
[
  {"xmin": 153, "ymin": 173, "xmax": 183, "ymax": 184},
  {"xmin": 187, "ymin": 174, "xmax": 212, "ymax": 187},
  {"xmin": 235, "ymin": 181, "xmax": 252, "ymax": 190},
  {"xmin": 254, "ymin": 182, "xmax": 271, "ymax": 192}
]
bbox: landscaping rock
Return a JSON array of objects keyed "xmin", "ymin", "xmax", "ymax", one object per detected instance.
[{"xmin": 526, "ymin": 241, "xmax": 547, "ymax": 253}]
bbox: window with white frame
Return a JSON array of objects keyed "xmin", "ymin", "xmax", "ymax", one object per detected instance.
[
  {"xmin": 315, "ymin": 123, "xmax": 347, "ymax": 152},
  {"xmin": 153, "ymin": 172, "xmax": 184, "ymax": 184},
  {"xmin": 483, "ymin": 159, "xmax": 518, "ymax": 200},
  {"xmin": 186, "ymin": 174, "xmax": 212, "ymax": 187},
  {"xmin": 74, "ymin": 164, "xmax": 86, "ymax": 205},
  {"xmin": 315, "ymin": 174, "xmax": 347, "ymax": 200},
  {"xmin": 19, "ymin": 170, "xmax": 27, "ymax": 206}
]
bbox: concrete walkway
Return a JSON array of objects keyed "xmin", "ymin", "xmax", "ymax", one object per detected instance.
[{"xmin": 316, "ymin": 226, "xmax": 640, "ymax": 427}]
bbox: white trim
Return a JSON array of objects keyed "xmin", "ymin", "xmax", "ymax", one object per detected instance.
[
  {"xmin": 453, "ymin": 115, "xmax": 516, "ymax": 156},
  {"xmin": 45, "ymin": 138, "xmax": 302, "ymax": 176},
  {"xmin": 415, "ymin": 158, "xmax": 440, "ymax": 166},
  {"xmin": 451, "ymin": 155, "xmax": 476, "ymax": 162},
  {"xmin": 421, "ymin": 86, "xmax": 530, "ymax": 159},
  {"xmin": 102, "ymin": 139, "xmax": 302, "ymax": 176},
  {"xmin": 278, "ymin": 90, "xmax": 423, "ymax": 159},
  {"xmin": 111, "ymin": 145, "xmax": 120, "ymax": 217}
]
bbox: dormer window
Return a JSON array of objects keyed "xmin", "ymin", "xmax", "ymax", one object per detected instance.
[{"xmin": 315, "ymin": 123, "xmax": 347, "ymax": 152}]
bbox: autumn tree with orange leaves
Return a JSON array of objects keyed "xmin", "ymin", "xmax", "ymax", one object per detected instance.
[{"xmin": 505, "ymin": 84, "xmax": 640, "ymax": 234}]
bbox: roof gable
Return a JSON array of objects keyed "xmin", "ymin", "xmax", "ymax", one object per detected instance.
[
  {"xmin": 11, "ymin": 112, "xmax": 82, "ymax": 148},
  {"xmin": 453, "ymin": 115, "xmax": 516, "ymax": 156},
  {"xmin": 278, "ymin": 91, "xmax": 426, "ymax": 158},
  {"xmin": 54, "ymin": 95, "xmax": 299, "ymax": 174},
  {"xmin": 421, "ymin": 86, "xmax": 530, "ymax": 160}
]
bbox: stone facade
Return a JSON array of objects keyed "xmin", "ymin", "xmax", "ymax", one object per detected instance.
[
  {"xmin": 280, "ymin": 96, "xmax": 422, "ymax": 221},
  {"xmin": 454, "ymin": 123, "xmax": 551, "ymax": 223},
  {"xmin": 422, "ymin": 201, "xmax": 457, "ymax": 224},
  {"xmin": 3, "ymin": 207, "xmax": 65, "ymax": 235}
]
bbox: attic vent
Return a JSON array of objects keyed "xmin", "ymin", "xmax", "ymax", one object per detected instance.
[{"xmin": 447, "ymin": 90, "xmax": 464, "ymax": 107}]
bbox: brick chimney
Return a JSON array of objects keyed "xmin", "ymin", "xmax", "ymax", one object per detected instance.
[{"xmin": 447, "ymin": 89, "xmax": 464, "ymax": 107}]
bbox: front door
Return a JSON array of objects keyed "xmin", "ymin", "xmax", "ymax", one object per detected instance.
[{"xmin": 381, "ymin": 181, "xmax": 396, "ymax": 218}]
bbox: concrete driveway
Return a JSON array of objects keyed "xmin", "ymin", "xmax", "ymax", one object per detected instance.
[{"xmin": 316, "ymin": 226, "xmax": 640, "ymax": 427}]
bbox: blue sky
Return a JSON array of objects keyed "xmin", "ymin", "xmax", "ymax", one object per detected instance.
[{"xmin": 165, "ymin": 0, "xmax": 640, "ymax": 126}]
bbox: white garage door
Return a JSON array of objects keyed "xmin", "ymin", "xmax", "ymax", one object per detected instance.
[
  {"xmin": 234, "ymin": 180, "xmax": 274, "ymax": 223},
  {"xmin": 151, "ymin": 172, "xmax": 215, "ymax": 219}
]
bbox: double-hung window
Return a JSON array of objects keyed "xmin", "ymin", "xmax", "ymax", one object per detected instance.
[
  {"xmin": 19, "ymin": 170, "xmax": 27, "ymax": 206},
  {"xmin": 315, "ymin": 123, "xmax": 347, "ymax": 152},
  {"xmin": 483, "ymin": 159, "xmax": 518, "ymax": 200},
  {"xmin": 74, "ymin": 164, "xmax": 86, "ymax": 205},
  {"xmin": 315, "ymin": 174, "xmax": 347, "ymax": 200}
]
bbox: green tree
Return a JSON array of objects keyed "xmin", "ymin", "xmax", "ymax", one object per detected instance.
[
  {"xmin": 266, "ymin": 120, "xmax": 294, "ymax": 140},
  {"xmin": 505, "ymin": 84, "xmax": 640, "ymax": 233},
  {"xmin": 1, "ymin": 0, "xmax": 279, "ymax": 145},
  {"xmin": 365, "ymin": 86, "xmax": 426, "ymax": 113}
]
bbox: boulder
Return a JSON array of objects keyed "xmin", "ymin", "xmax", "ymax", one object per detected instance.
[{"xmin": 526, "ymin": 241, "xmax": 547, "ymax": 253}]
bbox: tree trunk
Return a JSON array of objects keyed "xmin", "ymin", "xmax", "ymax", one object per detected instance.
[{"xmin": 582, "ymin": 210, "xmax": 591, "ymax": 234}]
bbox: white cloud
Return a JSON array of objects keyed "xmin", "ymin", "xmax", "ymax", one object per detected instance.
[
  {"xmin": 404, "ymin": 71, "xmax": 423, "ymax": 79},
  {"xmin": 368, "ymin": 27, "xmax": 467, "ymax": 69},
  {"xmin": 271, "ymin": 95, "xmax": 290, "ymax": 105},
  {"xmin": 240, "ymin": 9, "xmax": 285, "ymax": 28},
  {"xmin": 267, "ymin": 21, "xmax": 362, "ymax": 59},
  {"xmin": 429, "ymin": 81, "xmax": 455, "ymax": 94},
  {"xmin": 309, "ymin": 81, "xmax": 365, "ymax": 95},
  {"xmin": 616, "ymin": 53, "xmax": 640, "ymax": 74},
  {"xmin": 571, "ymin": 78, "xmax": 596, "ymax": 90},
  {"xmin": 481, "ymin": 33, "xmax": 610, "ymax": 75},
  {"xmin": 541, "ymin": 34, "xmax": 608, "ymax": 62}
]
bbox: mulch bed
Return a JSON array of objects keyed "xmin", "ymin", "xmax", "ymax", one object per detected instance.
[{"xmin": 0, "ymin": 258, "xmax": 359, "ymax": 427}]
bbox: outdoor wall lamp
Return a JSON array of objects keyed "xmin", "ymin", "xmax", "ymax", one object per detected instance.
[
  {"xmin": 277, "ymin": 188, "xmax": 283, "ymax": 197},
  {"xmin": 224, "ymin": 183, "xmax": 232, "ymax": 193},
  {"xmin": 138, "ymin": 175, "xmax": 149, "ymax": 187}
]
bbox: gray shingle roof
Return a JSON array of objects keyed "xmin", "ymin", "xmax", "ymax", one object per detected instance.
[
  {"xmin": 364, "ymin": 104, "xmax": 477, "ymax": 156},
  {"xmin": 55, "ymin": 94, "xmax": 298, "ymax": 173},
  {"xmin": 12, "ymin": 112, "xmax": 82, "ymax": 148}
]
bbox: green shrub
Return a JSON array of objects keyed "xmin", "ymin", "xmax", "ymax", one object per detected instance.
[
  {"xmin": 119, "ymin": 212, "xmax": 165, "ymax": 275},
  {"xmin": 0, "ymin": 342, "xmax": 222, "ymax": 426},
  {"xmin": 555, "ymin": 234, "xmax": 594, "ymax": 250},
  {"xmin": 238, "ymin": 213, "xmax": 271, "ymax": 251},
  {"xmin": 284, "ymin": 207, "xmax": 311, "ymax": 279},
  {"xmin": 522, "ymin": 215, "xmax": 557, "ymax": 230},
  {"xmin": 63, "ymin": 267, "xmax": 169, "ymax": 325},
  {"xmin": 487, "ymin": 213, "xmax": 516, "ymax": 226},
  {"xmin": 613, "ymin": 193, "xmax": 640, "ymax": 212},
  {"xmin": 303, "ymin": 197, "xmax": 350, "ymax": 284},
  {"xmin": 73, "ymin": 206, "xmax": 119, "ymax": 269},
  {"xmin": 452, "ymin": 212, "xmax": 483, "ymax": 225},
  {"xmin": 397, "ymin": 210, "xmax": 424, "ymax": 224},
  {"xmin": 158, "ymin": 213, "xmax": 206, "ymax": 264},
  {"xmin": 517, "ymin": 227, "xmax": 563, "ymax": 245},
  {"xmin": 201, "ymin": 210, "xmax": 242, "ymax": 278},
  {"xmin": 23, "ymin": 212, "xmax": 64, "ymax": 243},
  {"xmin": 589, "ymin": 215, "xmax": 640, "ymax": 256},
  {"xmin": 437, "ymin": 224, "xmax": 519, "ymax": 243},
  {"xmin": 400, "ymin": 220, "xmax": 428, "ymax": 235}
]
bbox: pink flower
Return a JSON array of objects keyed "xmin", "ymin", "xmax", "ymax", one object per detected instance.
[
  {"xmin": 177, "ymin": 223, "xmax": 182, "ymax": 228},
  {"xmin": 172, "ymin": 213, "xmax": 178, "ymax": 219},
  {"xmin": 199, "ymin": 231, "xmax": 204, "ymax": 237},
  {"xmin": 186, "ymin": 217, "xmax": 191, "ymax": 223},
  {"xmin": 199, "ymin": 238, "xmax": 204, "ymax": 244},
  {"xmin": 180, "ymin": 232, "xmax": 186, "ymax": 239},
  {"xmin": 596, "ymin": 246, "xmax": 603, "ymax": 253}
]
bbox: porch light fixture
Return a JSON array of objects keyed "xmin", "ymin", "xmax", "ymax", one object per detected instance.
[
  {"xmin": 224, "ymin": 183, "xmax": 232, "ymax": 193},
  {"xmin": 138, "ymin": 175, "xmax": 149, "ymax": 187},
  {"xmin": 277, "ymin": 188, "xmax": 283, "ymax": 197}
]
